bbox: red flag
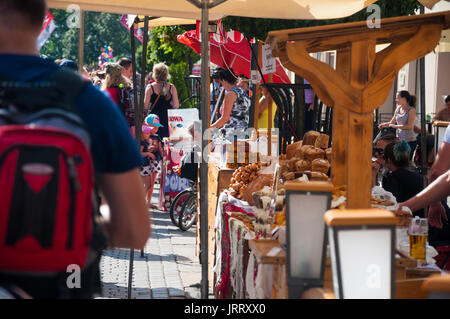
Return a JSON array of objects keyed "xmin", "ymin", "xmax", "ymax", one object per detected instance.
[{"xmin": 40, "ymin": 11, "xmax": 54, "ymax": 35}]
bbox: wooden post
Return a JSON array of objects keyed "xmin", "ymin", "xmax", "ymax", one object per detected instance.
[
  {"xmin": 332, "ymin": 47, "xmax": 350, "ymax": 188},
  {"xmin": 268, "ymin": 73, "xmax": 273, "ymax": 156},
  {"xmin": 346, "ymin": 40, "xmax": 375, "ymax": 209}
]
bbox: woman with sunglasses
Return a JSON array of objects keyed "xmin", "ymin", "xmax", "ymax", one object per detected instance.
[
  {"xmin": 372, "ymin": 134, "xmax": 399, "ymax": 187},
  {"xmin": 382, "ymin": 140, "xmax": 424, "ymax": 217}
]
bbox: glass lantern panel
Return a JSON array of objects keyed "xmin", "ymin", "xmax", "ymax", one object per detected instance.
[
  {"xmin": 288, "ymin": 193, "xmax": 327, "ymax": 279},
  {"xmin": 337, "ymin": 228, "xmax": 392, "ymax": 299}
]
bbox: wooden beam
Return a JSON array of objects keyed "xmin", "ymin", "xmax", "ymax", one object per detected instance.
[
  {"xmin": 266, "ymin": 10, "xmax": 450, "ymax": 52},
  {"xmin": 346, "ymin": 40, "xmax": 375, "ymax": 209},
  {"xmin": 284, "ymin": 41, "xmax": 361, "ymax": 111},
  {"xmin": 331, "ymin": 46, "xmax": 350, "ymax": 188},
  {"xmin": 364, "ymin": 23, "xmax": 444, "ymax": 111}
]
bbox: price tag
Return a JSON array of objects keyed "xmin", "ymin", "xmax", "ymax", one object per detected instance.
[{"xmin": 251, "ymin": 70, "xmax": 261, "ymax": 84}]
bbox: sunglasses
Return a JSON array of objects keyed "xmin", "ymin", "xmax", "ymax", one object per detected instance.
[{"xmin": 373, "ymin": 148, "xmax": 384, "ymax": 155}]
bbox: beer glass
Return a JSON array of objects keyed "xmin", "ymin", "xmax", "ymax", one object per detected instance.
[{"xmin": 408, "ymin": 217, "xmax": 428, "ymax": 263}]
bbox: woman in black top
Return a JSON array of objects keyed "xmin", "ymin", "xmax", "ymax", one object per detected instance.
[
  {"xmin": 143, "ymin": 63, "xmax": 179, "ymax": 139},
  {"xmin": 382, "ymin": 140, "xmax": 424, "ymax": 217}
]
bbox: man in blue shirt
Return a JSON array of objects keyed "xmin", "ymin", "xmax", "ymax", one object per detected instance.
[{"xmin": 0, "ymin": 0, "xmax": 150, "ymax": 298}]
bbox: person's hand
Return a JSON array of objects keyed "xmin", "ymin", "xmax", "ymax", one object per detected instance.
[
  {"xmin": 149, "ymin": 153, "xmax": 156, "ymax": 160},
  {"xmin": 388, "ymin": 123, "xmax": 396, "ymax": 128},
  {"xmin": 308, "ymin": 104, "xmax": 314, "ymax": 112},
  {"xmin": 378, "ymin": 123, "xmax": 385, "ymax": 130},
  {"xmin": 372, "ymin": 160, "xmax": 382, "ymax": 175},
  {"xmin": 428, "ymin": 202, "xmax": 448, "ymax": 229}
]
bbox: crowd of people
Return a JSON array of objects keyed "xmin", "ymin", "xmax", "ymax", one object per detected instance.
[{"xmin": 373, "ymin": 90, "xmax": 450, "ymax": 268}]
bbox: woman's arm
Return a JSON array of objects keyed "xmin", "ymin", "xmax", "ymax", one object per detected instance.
[
  {"xmin": 378, "ymin": 107, "xmax": 398, "ymax": 129},
  {"xmin": 170, "ymin": 84, "xmax": 180, "ymax": 109},
  {"xmin": 390, "ymin": 108, "xmax": 416, "ymax": 130},
  {"xmin": 211, "ymin": 91, "xmax": 237, "ymax": 129},
  {"xmin": 143, "ymin": 85, "xmax": 151, "ymax": 112}
]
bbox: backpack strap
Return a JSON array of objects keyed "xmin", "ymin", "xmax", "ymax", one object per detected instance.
[{"xmin": 0, "ymin": 68, "xmax": 90, "ymax": 114}]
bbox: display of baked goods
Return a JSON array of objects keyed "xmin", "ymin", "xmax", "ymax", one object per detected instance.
[
  {"xmin": 311, "ymin": 158, "xmax": 330, "ymax": 174},
  {"xmin": 228, "ymin": 162, "xmax": 270, "ymax": 200}
]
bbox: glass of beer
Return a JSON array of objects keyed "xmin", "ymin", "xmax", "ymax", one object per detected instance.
[{"xmin": 408, "ymin": 217, "xmax": 428, "ymax": 263}]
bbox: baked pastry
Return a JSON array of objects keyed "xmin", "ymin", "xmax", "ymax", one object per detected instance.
[
  {"xmin": 304, "ymin": 147, "xmax": 325, "ymax": 161},
  {"xmin": 314, "ymin": 134, "xmax": 330, "ymax": 149},
  {"xmin": 286, "ymin": 140, "xmax": 303, "ymax": 159},
  {"xmin": 289, "ymin": 157, "xmax": 301, "ymax": 171},
  {"xmin": 295, "ymin": 159, "xmax": 311, "ymax": 172},
  {"xmin": 309, "ymin": 171, "xmax": 329, "ymax": 181},
  {"xmin": 303, "ymin": 130, "xmax": 321, "ymax": 145},
  {"xmin": 295, "ymin": 144, "xmax": 314, "ymax": 159},
  {"xmin": 311, "ymin": 158, "xmax": 330, "ymax": 174},
  {"xmin": 325, "ymin": 148, "xmax": 332, "ymax": 162},
  {"xmin": 282, "ymin": 171, "xmax": 295, "ymax": 181}
]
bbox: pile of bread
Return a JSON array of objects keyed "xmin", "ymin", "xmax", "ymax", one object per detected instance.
[
  {"xmin": 279, "ymin": 130, "xmax": 332, "ymax": 182},
  {"xmin": 228, "ymin": 162, "xmax": 270, "ymax": 200}
]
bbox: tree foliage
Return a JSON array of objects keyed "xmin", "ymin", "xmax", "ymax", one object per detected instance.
[
  {"xmin": 222, "ymin": 0, "xmax": 421, "ymax": 41},
  {"xmin": 41, "ymin": 10, "xmax": 131, "ymax": 69}
]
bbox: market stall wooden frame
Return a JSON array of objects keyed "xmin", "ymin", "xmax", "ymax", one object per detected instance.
[{"xmin": 267, "ymin": 11, "xmax": 450, "ymax": 209}]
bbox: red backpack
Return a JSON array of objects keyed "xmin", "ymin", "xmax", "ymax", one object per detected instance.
[{"xmin": 0, "ymin": 69, "xmax": 104, "ymax": 273}]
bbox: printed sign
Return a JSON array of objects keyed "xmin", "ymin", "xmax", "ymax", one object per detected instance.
[
  {"xmin": 262, "ymin": 44, "xmax": 276, "ymax": 75},
  {"xmin": 168, "ymin": 108, "xmax": 199, "ymax": 138}
]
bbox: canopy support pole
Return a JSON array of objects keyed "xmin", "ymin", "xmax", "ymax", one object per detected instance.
[
  {"xmin": 77, "ymin": 9, "xmax": 85, "ymax": 72},
  {"xmin": 419, "ymin": 5, "xmax": 428, "ymax": 218},
  {"xmin": 200, "ymin": 0, "xmax": 210, "ymax": 300}
]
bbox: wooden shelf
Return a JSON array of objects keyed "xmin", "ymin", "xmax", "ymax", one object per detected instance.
[{"xmin": 249, "ymin": 239, "xmax": 286, "ymax": 264}]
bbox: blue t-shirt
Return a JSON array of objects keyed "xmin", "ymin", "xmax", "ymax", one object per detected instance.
[{"xmin": 0, "ymin": 54, "xmax": 141, "ymax": 174}]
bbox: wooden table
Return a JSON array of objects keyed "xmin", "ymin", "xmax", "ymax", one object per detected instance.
[
  {"xmin": 198, "ymin": 161, "xmax": 234, "ymax": 290},
  {"xmin": 248, "ymin": 239, "xmax": 288, "ymax": 299}
]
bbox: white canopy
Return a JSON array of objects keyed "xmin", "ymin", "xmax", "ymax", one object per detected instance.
[{"xmin": 47, "ymin": 0, "xmax": 378, "ymax": 20}]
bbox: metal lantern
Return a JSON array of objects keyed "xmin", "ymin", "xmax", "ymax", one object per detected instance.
[
  {"xmin": 324, "ymin": 209, "xmax": 397, "ymax": 299},
  {"xmin": 284, "ymin": 181, "xmax": 333, "ymax": 298}
]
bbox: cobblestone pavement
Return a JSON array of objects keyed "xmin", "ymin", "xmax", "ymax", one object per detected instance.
[{"xmin": 98, "ymin": 184, "xmax": 202, "ymax": 299}]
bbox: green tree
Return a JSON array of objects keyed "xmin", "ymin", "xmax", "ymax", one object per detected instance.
[
  {"xmin": 41, "ymin": 10, "xmax": 131, "ymax": 69},
  {"xmin": 223, "ymin": 0, "xmax": 421, "ymax": 41}
]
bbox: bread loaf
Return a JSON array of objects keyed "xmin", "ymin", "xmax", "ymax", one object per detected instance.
[
  {"xmin": 304, "ymin": 147, "xmax": 325, "ymax": 161},
  {"xmin": 325, "ymin": 148, "xmax": 332, "ymax": 162},
  {"xmin": 282, "ymin": 171, "xmax": 295, "ymax": 181},
  {"xmin": 286, "ymin": 140, "xmax": 303, "ymax": 159},
  {"xmin": 295, "ymin": 159, "xmax": 311, "ymax": 172},
  {"xmin": 311, "ymin": 158, "xmax": 330, "ymax": 174},
  {"xmin": 304, "ymin": 171, "xmax": 328, "ymax": 181},
  {"xmin": 303, "ymin": 130, "xmax": 321, "ymax": 145},
  {"xmin": 314, "ymin": 134, "xmax": 330, "ymax": 149},
  {"xmin": 295, "ymin": 144, "xmax": 314, "ymax": 159}
]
